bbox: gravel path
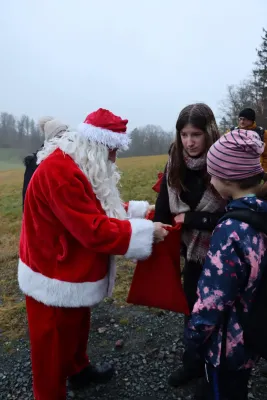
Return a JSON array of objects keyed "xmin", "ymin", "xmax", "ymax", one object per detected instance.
[{"xmin": 1, "ymin": 301, "xmax": 267, "ymax": 399}]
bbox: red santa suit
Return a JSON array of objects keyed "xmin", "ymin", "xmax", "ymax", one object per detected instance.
[{"xmin": 19, "ymin": 109, "xmax": 153, "ymax": 400}]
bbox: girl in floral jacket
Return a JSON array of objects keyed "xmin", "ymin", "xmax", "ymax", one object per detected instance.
[{"xmin": 185, "ymin": 129, "xmax": 267, "ymax": 400}]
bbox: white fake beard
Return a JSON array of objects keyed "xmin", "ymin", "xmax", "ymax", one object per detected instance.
[{"xmin": 37, "ymin": 131, "xmax": 127, "ymax": 220}]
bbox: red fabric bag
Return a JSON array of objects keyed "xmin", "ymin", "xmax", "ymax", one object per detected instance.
[{"xmin": 127, "ymin": 222, "xmax": 189, "ymax": 315}]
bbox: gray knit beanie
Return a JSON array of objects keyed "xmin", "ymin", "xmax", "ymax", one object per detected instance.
[{"xmin": 38, "ymin": 116, "xmax": 69, "ymax": 141}]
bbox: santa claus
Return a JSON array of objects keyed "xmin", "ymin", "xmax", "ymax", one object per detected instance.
[{"xmin": 18, "ymin": 108, "xmax": 168, "ymax": 400}]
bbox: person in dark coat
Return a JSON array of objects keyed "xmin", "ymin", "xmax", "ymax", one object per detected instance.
[
  {"xmin": 22, "ymin": 117, "xmax": 68, "ymax": 209},
  {"xmin": 153, "ymin": 103, "xmax": 226, "ymax": 388},
  {"xmin": 22, "ymin": 148, "xmax": 42, "ymax": 209}
]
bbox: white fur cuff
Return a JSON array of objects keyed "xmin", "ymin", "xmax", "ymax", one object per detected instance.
[
  {"xmin": 127, "ymin": 200, "xmax": 149, "ymax": 219},
  {"xmin": 124, "ymin": 219, "xmax": 154, "ymax": 260}
]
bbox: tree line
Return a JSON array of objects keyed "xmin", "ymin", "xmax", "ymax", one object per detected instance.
[
  {"xmin": 0, "ymin": 112, "xmax": 173, "ymax": 159},
  {"xmin": 122, "ymin": 125, "xmax": 173, "ymax": 157},
  {"xmin": 0, "ymin": 112, "xmax": 44, "ymax": 154},
  {"xmin": 219, "ymin": 28, "xmax": 267, "ymax": 129}
]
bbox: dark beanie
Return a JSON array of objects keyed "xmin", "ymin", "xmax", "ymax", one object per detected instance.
[{"xmin": 239, "ymin": 108, "xmax": 256, "ymax": 122}]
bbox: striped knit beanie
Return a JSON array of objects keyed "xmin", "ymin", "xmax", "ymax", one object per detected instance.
[{"xmin": 207, "ymin": 129, "xmax": 265, "ymax": 180}]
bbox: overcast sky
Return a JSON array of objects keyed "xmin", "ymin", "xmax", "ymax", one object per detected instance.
[{"xmin": 1, "ymin": 0, "xmax": 267, "ymax": 131}]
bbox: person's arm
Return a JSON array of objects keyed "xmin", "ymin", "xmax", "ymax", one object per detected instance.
[
  {"xmin": 45, "ymin": 172, "xmax": 155, "ymax": 260},
  {"xmin": 183, "ymin": 211, "xmax": 225, "ymax": 231},
  {"xmin": 260, "ymin": 130, "xmax": 267, "ymax": 172},
  {"xmin": 184, "ymin": 223, "xmax": 245, "ymax": 350},
  {"xmin": 153, "ymin": 172, "xmax": 173, "ymax": 224}
]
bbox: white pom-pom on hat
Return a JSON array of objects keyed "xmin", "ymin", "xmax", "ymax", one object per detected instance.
[{"xmin": 38, "ymin": 116, "xmax": 69, "ymax": 141}]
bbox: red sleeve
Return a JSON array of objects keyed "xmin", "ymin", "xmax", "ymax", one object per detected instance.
[
  {"xmin": 48, "ymin": 176, "xmax": 132, "ymax": 255},
  {"xmin": 37, "ymin": 152, "xmax": 154, "ymax": 260},
  {"xmin": 123, "ymin": 202, "xmax": 129, "ymax": 212}
]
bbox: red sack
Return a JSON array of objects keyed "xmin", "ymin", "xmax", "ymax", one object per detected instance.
[
  {"xmin": 127, "ymin": 223, "xmax": 189, "ymax": 315},
  {"xmin": 152, "ymin": 172, "xmax": 164, "ymax": 193},
  {"xmin": 146, "ymin": 209, "xmax": 155, "ymax": 220}
]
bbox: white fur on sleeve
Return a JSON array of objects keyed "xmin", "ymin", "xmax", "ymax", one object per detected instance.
[
  {"xmin": 124, "ymin": 219, "xmax": 154, "ymax": 260},
  {"xmin": 127, "ymin": 200, "xmax": 149, "ymax": 219}
]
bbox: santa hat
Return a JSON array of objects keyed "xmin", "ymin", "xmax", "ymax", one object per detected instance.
[
  {"xmin": 77, "ymin": 108, "xmax": 130, "ymax": 150},
  {"xmin": 39, "ymin": 116, "xmax": 69, "ymax": 141}
]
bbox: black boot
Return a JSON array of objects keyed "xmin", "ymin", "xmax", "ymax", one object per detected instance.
[
  {"xmin": 193, "ymin": 378, "xmax": 212, "ymax": 400},
  {"xmin": 168, "ymin": 350, "xmax": 204, "ymax": 387},
  {"xmin": 168, "ymin": 365, "xmax": 204, "ymax": 387},
  {"xmin": 69, "ymin": 363, "xmax": 115, "ymax": 389},
  {"xmin": 260, "ymin": 362, "xmax": 267, "ymax": 377}
]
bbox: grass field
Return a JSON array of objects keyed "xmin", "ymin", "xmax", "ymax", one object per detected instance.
[
  {"xmin": 0, "ymin": 154, "xmax": 167, "ymax": 340},
  {"xmin": 0, "ymin": 148, "xmax": 24, "ymax": 171}
]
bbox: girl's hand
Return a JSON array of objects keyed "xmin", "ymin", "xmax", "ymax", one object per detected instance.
[
  {"xmin": 174, "ymin": 213, "xmax": 185, "ymax": 224},
  {"xmin": 148, "ymin": 204, "xmax": 155, "ymax": 212}
]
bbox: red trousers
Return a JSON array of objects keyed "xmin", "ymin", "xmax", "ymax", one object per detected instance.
[{"xmin": 26, "ymin": 296, "xmax": 90, "ymax": 400}]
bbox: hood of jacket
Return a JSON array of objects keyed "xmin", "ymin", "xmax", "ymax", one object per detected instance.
[{"xmin": 226, "ymin": 195, "xmax": 267, "ymax": 234}]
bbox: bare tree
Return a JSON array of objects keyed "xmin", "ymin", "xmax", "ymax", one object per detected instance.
[
  {"xmin": 219, "ymin": 27, "xmax": 267, "ymax": 130},
  {"xmin": 0, "ymin": 112, "xmax": 18, "ymax": 147},
  {"xmin": 252, "ymin": 28, "xmax": 267, "ymax": 116},
  {"xmin": 219, "ymin": 80, "xmax": 257, "ymax": 129},
  {"xmin": 24, "ymin": 115, "xmax": 30, "ymax": 137},
  {"xmin": 17, "ymin": 116, "xmax": 26, "ymax": 146}
]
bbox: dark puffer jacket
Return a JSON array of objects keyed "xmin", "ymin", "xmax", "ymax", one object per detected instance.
[{"xmin": 22, "ymin": 147, "xmax": 43, "ymax": 209}]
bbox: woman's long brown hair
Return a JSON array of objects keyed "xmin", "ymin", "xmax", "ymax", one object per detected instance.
[{"xmin": 168, "ymin": 103, "xmax": 220, "ymax": 192}]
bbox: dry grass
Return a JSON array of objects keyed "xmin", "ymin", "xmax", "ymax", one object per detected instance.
[{"xmin": 0, "ymin": 154, "xmax": 167, "ymax": 340}]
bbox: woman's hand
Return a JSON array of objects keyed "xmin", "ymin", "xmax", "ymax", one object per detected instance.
[
  {"xmin": 174, "ymin": 213, "xmax": 185, "ymax": 224},
  {"xmin": 153, "ymin": 222, "xmax": 170, "ymax": 243}
]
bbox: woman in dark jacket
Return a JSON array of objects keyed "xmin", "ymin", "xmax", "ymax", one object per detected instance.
[
  {"xmin": 22, "ymin": 117, "xmax": 68, "ymax": 209},
  {"xmin": 22, "ymin": 149, "xmax": 42, "ymax": 209},
  {"xmin": 154, "ymin": 103, "xmax": 226, "ymax": 387}
]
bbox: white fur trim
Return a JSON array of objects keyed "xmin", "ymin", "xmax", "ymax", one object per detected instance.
[
  {"xmin": 18, "ymin": 259, "xmax": 108, "ymax": 307},
  {"xmin": 124, "ymin": 219, "xmax": 154, "ymax": 260},
  {"xmin": 77, "ymin": 123, "xmax": 131, "ymax": 150},
  {"xmin": 127, "ymin": 201, "xmax": 149, "ymax": 219}
]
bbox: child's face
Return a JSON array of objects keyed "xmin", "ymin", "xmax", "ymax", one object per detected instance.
[{"xmin": 210, "ymin": 176, "xmax": 232, "ymax": 199}]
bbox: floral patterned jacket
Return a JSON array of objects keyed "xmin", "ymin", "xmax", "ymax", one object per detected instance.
[{"xmin": 185, "ymin": 195, "xmax": 267, "ymax": 370}]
